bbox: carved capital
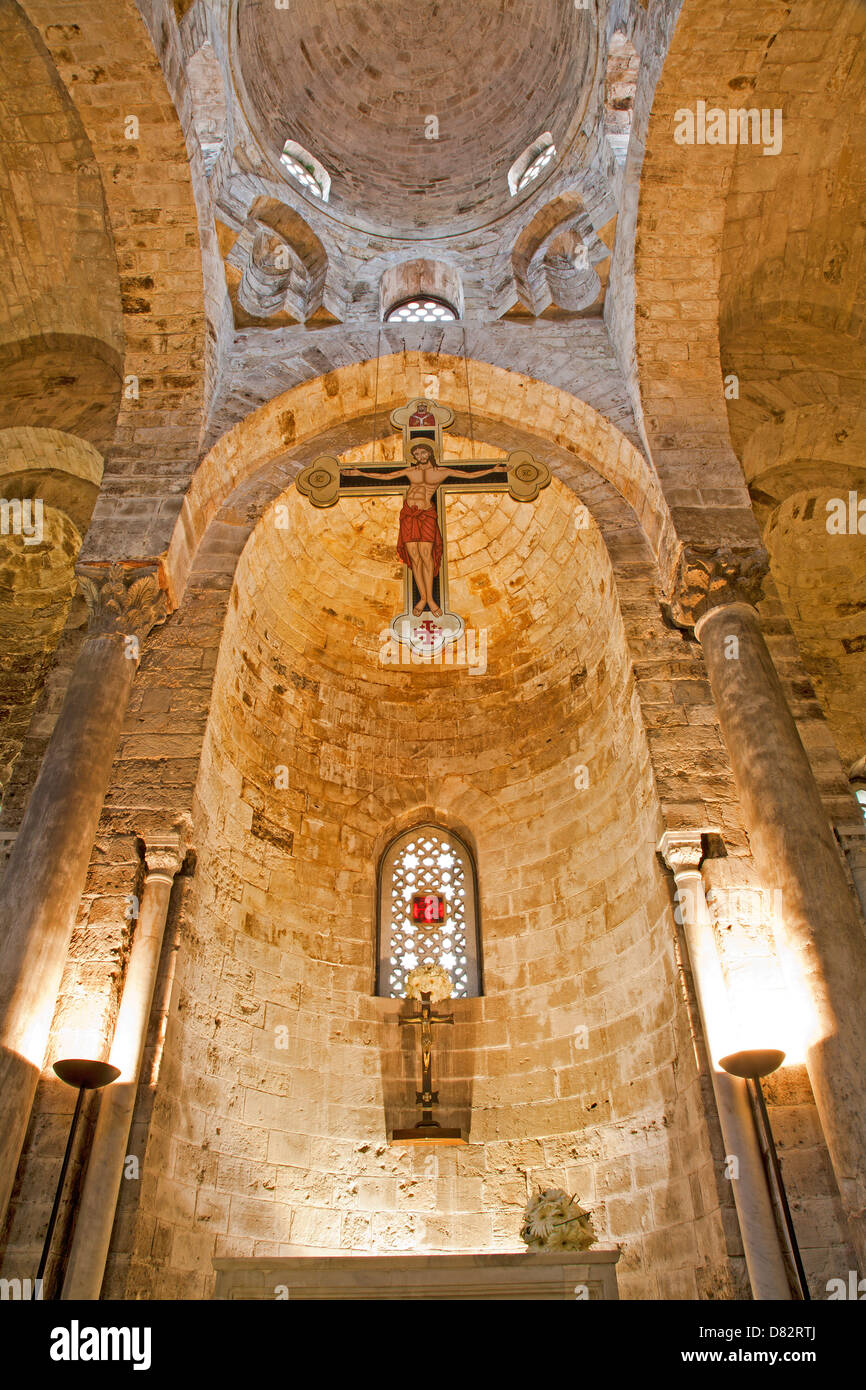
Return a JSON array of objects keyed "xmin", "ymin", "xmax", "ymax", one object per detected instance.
[
  {"xmin": 76, "ymin": 563, "xmax": 168, "ymax": 644},
  {"xmin": 658, "ymin": 830, "xmax": 704, "ymax": 876},
  {"xmin": 143, "ymin": 829, "xmax": 187, "ymax": 882},
  {"xmin": 667, "ymin": 545, "xmax": 769, "ymax": 631}
]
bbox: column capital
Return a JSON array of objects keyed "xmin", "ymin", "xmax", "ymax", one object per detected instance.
[
  {"xmin": 76, "ymin": 562, "xmax": 169, "ymax": 644},
  {"xmin": 142, "ymin": 828, "xmax": 188, "ymax": 883},
  {"xmin": 658, "ymin": 830, "xmax": 704, "ymax": 875},
  {"xmin": 667, "ymin": 544, "xmax": 769, "ymax": 631}
]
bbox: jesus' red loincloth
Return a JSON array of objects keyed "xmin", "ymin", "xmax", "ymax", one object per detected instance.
[{"xmin": 397, "ymin": 503, "xmax": 443, "ymax": 575}]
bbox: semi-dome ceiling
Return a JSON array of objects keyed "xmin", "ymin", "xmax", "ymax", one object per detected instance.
[{"xmin": 232, "ymin": 0, "xmax": 596, "ymax": 238}]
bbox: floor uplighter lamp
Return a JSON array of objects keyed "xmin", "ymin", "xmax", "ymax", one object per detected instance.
[
  {"xmin": 35, "ymin": 1058, "xmax": 121, "ymax": 1295},
  {"xmin": 719, "ymin": 1047, "xmax": 811, "ymax": 1301}
]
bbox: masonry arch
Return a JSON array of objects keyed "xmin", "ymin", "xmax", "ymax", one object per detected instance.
[
  {"xmin": 129, "ymin": 403, "xmax": 722, "ymax": 1290},
  {"xmin": 168, "ymin": 353, "xmax": 673, "ymax": 607},
  {"xmin": 636, "ymin": 0, "xmax": 866, "ymax": 760},
  {"xmin": 18, "ymin": 0, "xmax": 211, "ymax": 474}
]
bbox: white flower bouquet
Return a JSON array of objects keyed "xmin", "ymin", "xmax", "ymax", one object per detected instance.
[{"xmin": 520, "ymin": 1187, "xmax": 596, "ymax": 1252}]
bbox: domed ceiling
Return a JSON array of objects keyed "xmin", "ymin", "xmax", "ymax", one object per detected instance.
[{"xmin": 231, "ymin": 0, "xmax": 597, "ymax": 238}]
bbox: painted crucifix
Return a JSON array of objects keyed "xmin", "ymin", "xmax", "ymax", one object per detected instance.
[{"xmin": 296, "ymin": 398, "xmax": 551, "ymax": 656}]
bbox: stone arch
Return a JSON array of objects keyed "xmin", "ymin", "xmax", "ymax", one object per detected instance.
[
  {"xmin": 0, "ymin": 427, "xmax": 102, "ymax": 802},
  {"xmin": 0, "ymin": 3, "xmax": 124, "ymax": 451},
  {"xmin": 379, "ymin": 262, "xmax": 463, "ymax": 322},
  {"xmin": 19, "ymin": 0, "xmax": 210, "ymax": 475},
  {"xmin": 633, "ymin": 0, "xmax": 865, "ymax": 566},
  {"xmin": 741, "ymin": 405, "xmax": 866, "ymax": 521},
  {"xmin": 633, "ymin": 0, "xmax": 786, "ymax": 565},
  {"xmin": 0, "ymin": 335, "xmax": 123, "ymax": 457},
  {"xmin": 167, "ymin": 353, "xmax": 672, "ymax": 606},
  {"xmin": 221, "ymin": 196, "xmax": 331, "ymax": 328},
  {"xmin": 249, "ymin": 197, "xmax": 328, "ymax": 320},
  {"xmin": 511, "ymin": 192, "xmax": 607, "ymax": 316},
  {"xmin": 128, "ymin": 420, "xmax": 727, "ymax": 1294},
  {"xmin": 636, "ymin": 0, "xmax": 866, "ymax": 760},
  {"xmin": 0, "ymin": 3, "xmax": 123, "ymax": 355}
]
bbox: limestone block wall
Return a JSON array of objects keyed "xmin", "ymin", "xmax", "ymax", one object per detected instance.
[
  {"xmin": 764, "ymin": 492, "xmax": 866, "ymax": 775},
  {"xmin": 113, "ymin": 477, "xmax": 734, "ymax": 1299},
  {"xmin": 0, "ymin": 507, "xmax": 79, "ymax": 791},
  {"xmin": 0, "ymin": 0, "xmax": 122, "ymax": 356},
  {"xmin": 0, "ymin": 399, "xmax": 856, "ymax": 1299},
  {"xmin": 0, "ymin": 425, "xmax": 102, "ymax": 802}
]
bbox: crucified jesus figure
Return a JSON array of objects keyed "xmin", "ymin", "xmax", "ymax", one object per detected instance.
[{"xmin": 344, "ymin": 441, "xmax": 504, "ymax": 616}]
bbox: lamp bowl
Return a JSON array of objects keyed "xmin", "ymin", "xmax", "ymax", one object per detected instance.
[
  {"xmin": 719, "ymin": 1048, "xmax": 786, "ymax": 1080},
  {"xmin": 53, "ymin": 1059, "xmax": 121, "ymax": 1090}
]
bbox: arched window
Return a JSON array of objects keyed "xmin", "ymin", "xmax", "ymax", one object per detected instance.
[
  {"xmin": 385, "ymin": 296, "xmax": 458, "ymax": 324},
  {"xmin": 280, "ymin": 139, "xmax": 331, "ymax": 202},
  {"xmin": 377, "ymin": 825, "xmax": 481, "ymax": 998},
  {"xmin": 508, "ymin": 133, "xmax": 556, "ymax": 196}
]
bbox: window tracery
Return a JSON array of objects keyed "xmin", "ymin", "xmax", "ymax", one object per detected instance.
[
  {"xmin": 508, "ymin": 133, "xmax": 556, "ymax": 196},
  {"xmin": 377, "ymin": 826, "xmax": 480, "ymax": 998},
  {"xmin": 385, "ymin": 296, "xmax": 457, "ymax": 324},
  {"xmin": 280, "ymin": 140, "xmax": 331, "ymax": 202}
]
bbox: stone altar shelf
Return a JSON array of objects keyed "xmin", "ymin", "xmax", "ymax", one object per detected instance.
[{"xmin": 213, "ymin": 1249, "xmax": 620, "ymax": 1300}]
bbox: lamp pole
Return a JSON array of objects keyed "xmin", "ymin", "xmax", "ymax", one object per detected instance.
[
  {"xmin": 34, "ymin": 1058, "xmax": 120, "ymax": 1296},
  {"xmin": 720, "ymin": 1048, "xmax": 811, "ymax": 1301}
]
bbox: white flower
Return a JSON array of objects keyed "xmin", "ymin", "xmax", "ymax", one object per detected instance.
[{"xmin": 520, "ymin": 1188, "xmax": 596, "ymax": 1252}]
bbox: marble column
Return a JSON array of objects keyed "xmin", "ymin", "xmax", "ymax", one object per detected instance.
[
  {"xmin": 659, "ymin": 831, "xmax": 791, "ymax": 1300},
  {"xmin": 0, "ymin": 564, "xmax": 167, "ymax": 1224},
  {"xmin": 62, "ymin": 830, "xmax": 186, "ymax": 1300},
  {"xmin": 670, "ymin": 546, "xmax": 866, "ymax": 1270}
]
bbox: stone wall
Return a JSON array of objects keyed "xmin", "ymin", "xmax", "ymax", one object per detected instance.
[
  {"xmin": 0, "ymin": 507, "xmax": 78, "ymax": 791},
  {"xmin": 113, "ymin": 477, "xmax": 733, "ymax": 1298},
  {"xmin": 0, "ymin": 394, "xmax": 856, "ymax": 1300}
]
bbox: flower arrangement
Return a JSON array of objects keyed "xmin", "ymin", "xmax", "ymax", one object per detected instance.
[
  {"xmin": 405, "ymin": 963, "xmax": 453, "ymax": 1002},
  {"xmin": 520, "ymin": 1187, "xmax": 596, "ymax": 1252}
]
